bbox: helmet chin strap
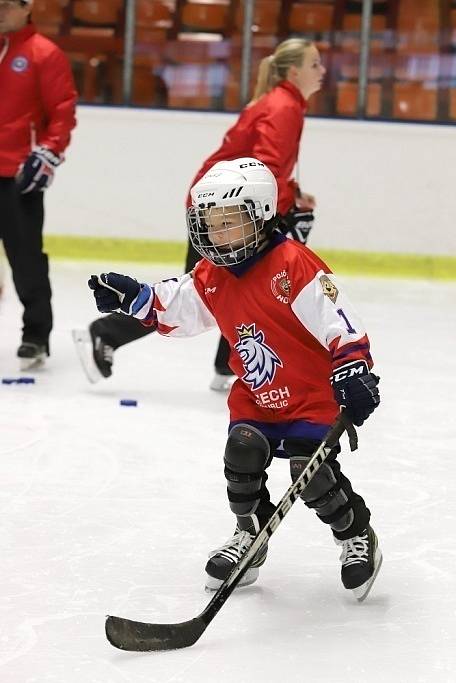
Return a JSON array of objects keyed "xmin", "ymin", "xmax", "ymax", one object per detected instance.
[
  {"xmin": 263, "ymin": 215, "xmax": 281, "ymax": 235},
  {"xmin": 240, "ymin": 215, "xmax": 281, "ymax": 260}
]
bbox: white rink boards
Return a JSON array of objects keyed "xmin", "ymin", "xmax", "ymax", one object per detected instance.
[{"xmin": 0, "ymin": 261, "xmax": 455, "ymax": 683}]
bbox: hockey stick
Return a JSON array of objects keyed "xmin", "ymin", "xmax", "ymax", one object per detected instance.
[{"xmin": 105, "ymin": 412, "xmax": 357, "ymax": 652}]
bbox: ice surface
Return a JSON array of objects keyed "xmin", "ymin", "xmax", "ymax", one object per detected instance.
[{"xmin": 0, "ymin": 261, "xmax": 455, "ymax": 682}]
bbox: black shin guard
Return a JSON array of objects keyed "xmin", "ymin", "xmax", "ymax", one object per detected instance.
[
  {"xmin": 224, "ymin": 424, "xmax": 273, "ymax": 526},
  {"xmin": 285, "ymin": 438, "xmax": 370, "ymax": 538}
]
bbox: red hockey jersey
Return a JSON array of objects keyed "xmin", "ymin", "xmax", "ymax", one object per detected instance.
[{"xmin": 143, "ymin": 236, "xmax": 373, "ymax": 440}]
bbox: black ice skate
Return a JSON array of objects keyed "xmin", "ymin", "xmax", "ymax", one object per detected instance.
[
  {"xmin": 336, "ymin": 525, "xmax": 382, "ymax": 602},
  {"xmin": 72, "ymin": 322, "xmax": 113, "ymax": 383},
  {"xmin": 17, "ymin": 342, "xmax": 47, "ymax": 370},
  {"xmin": 205, "ymin": 515, "xmax": 267, "ymax": 591}
]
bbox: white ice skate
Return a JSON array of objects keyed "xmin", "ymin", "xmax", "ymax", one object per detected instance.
[
  {"xmin": 337, "ymin": 525, "xmax": 383, "ymax": 602},
  {"xmin": 17, "ymin": 343, "xmax": 47, "ymax": 371},
  {"xmin": 209, "ymin": 372, "xmax": 236, "ymax": 392},
  {"xmin": 205, "ymin": 518, "xmax": 268, "ymax": 592},
  {"xmin": 72, "ymin": 327, "xmax": 113, "ymax": 384}
]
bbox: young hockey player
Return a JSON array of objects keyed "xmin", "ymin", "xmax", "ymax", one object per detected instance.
[{"xmin": 88, "ymin": 157, "xmax": 382, "ymax": 601}]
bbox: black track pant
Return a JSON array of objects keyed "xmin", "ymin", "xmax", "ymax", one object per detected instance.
[
  {"xmin": 92, "ymin": 238, "xmax": 233, "ymax": 373},
  {"xmin": 0, "ymin": 178, "xmax": 52, "ymax": 349}
]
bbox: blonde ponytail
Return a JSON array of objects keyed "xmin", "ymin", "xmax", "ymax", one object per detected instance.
[
  {"xmin": 250, "ymin": 38, "xmax": 313, "ymax": 103},
  {"xmin": 251, "ymin": 55, "xmax": 277, "ymax": 102}
]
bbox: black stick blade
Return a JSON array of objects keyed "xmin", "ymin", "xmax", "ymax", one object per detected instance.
[{"xmin": 105, "ymin": 615, "xmax": 207, "ymax": 651}]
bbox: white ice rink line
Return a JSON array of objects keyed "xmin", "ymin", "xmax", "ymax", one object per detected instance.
[{"xmin": 0, "ymin": 261, "xmax": 455, "ymax": 682}]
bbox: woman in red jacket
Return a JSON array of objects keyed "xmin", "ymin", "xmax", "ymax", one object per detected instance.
[
  {"xmin": 0, "ymin": 0, "xmax": 77, "ymax": 369},
  {"xmin": 75, "ymin": 38, "xmax": 326, "ymax": 388}
]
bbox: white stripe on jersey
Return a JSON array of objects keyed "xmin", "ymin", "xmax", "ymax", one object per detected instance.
[
  {"xmin": 290, "ymin": 270, "xmax": 367, "ymax": 350},
  {"xmin": 153, "ymin": 273, "xmax": 217, "ymax": 337}
]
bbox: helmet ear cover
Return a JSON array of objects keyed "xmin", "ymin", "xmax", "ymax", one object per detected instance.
[{"xmin": 263, "ymin": 214, "xmax": 281, "ymax": 236}]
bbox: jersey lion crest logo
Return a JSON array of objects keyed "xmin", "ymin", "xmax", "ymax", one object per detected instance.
[{"xmin": 234, "ymin": 323, "xmax": 283, "ymax": 390}]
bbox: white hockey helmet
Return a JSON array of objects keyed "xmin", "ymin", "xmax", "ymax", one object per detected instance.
[{"xmin": 187, "ymin": 157, "xmax": 278, "ymax": 266}]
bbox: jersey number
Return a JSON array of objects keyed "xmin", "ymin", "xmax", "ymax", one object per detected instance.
[{"xmin": 337, "ymin": 308, "xmax": 356, "ymax": 334}]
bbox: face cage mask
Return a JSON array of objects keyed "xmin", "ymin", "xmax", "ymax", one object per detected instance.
[{"xmin": 187, "ymin": 201, "xmax": 267, "ymax": 267}]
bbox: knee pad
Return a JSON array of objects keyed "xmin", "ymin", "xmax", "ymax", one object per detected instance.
[
  {"xmin": 224, "ymin": 424, "xmax": 270, "ymax": 516},
  {"xmin": 289, "ymin": 456, "xmax": 354, "ymax": 533}
]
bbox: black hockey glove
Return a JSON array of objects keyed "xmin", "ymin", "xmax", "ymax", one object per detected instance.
[
  {"xmin": 331, "ymin": 360, "xmax": 380, "ymax": 427},
  {"xmin": 88, "ymin": 273, "xmax": 153, "ymax": 316},
  {"xmin": 279, "ymin": 208, "xmax": 314, "ymax": 245},
  {"xmin": 16, "ymin": 146, "xmax": 61, "ymax": 194}
]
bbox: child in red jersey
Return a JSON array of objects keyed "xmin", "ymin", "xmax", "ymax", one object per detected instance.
[{"xmin": 89, "ymin": 158, "xmax": 382, "ymax": 601}]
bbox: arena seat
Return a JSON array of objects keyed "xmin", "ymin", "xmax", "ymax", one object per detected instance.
[
  {"xmin": 393, "ymin": 81, "xmax": 437, "ymax": 120},
  {"xmin": 336, "ymin": 80, "xmax": 382, "ymax": 116},
  {"xmin": 32, "ymin": 0, "xmax": 66, "ymax": 35},
  {"xmin": 223, "ymin": 76, "xmax": 242, "ymax": 110},
  {"xmin": 135, "ymin": 27, "xmax": 169, "ymax": 44},
  {"xmin": 223, "ymin": 59, "xmax": 256, "ymax": 110},
  {"xmin": 288, "ymin": 2, "xmax": 334, "ymax": 33},
  {"xmin": 135, "ymin": 0, "xmax": 174, "ymax": 45},
  {"xmin": 396, "ymin": 0, "xmax": 439, "ymax": 52},
  {"xmin": 342, "ymin": 13, "xmax": 386, "ymax": 31},
  {"xmin": 168, "ymin": 93, "xmax": 213, "ymax": 108},
  {"xmin": 234, "ymin": 0, "xmax": 281, "ymax": 36},
  {"xmin": 71, "ymin": 0, "xmax": 123, "ymax": 35},
  {"xmin": 180, "ymin": 1, "xmax": 230, "ymax": 34},
  {"xmin": 450, "ymin": 88, "xmax": 456, "ymax": 120},
  {"xmin": 136, "ymin": 0, "xmax": 173, "ymax": 29}
]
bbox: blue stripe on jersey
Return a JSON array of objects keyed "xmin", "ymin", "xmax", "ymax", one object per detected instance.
[
  {"xmin": 332, "ymin": 343, "xmax": 372, "ymax": 362},
  {"xmin": 131, "ymin": 284, "xmax": 152, "ymax": 315}
]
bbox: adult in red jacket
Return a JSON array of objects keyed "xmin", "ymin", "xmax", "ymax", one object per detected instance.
[
  {"xmin": 74, "ymin": 39, "xmax": 325, "ymax": 388},
  {"xmin": 0, "ymin": 0, "xmax": 77, "ymax": 368}
]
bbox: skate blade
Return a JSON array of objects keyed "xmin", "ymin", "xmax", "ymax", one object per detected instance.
[
  {"xmin": 71, "ymin": 329, "xmax": 102, "ymax": 384},
  {"xmin": 353, "ymin": 548, "xmax": 383, "ymax": 602},
  {"xmin": 209, "ymin": 374, "xmax": 236, "ymax": 393},
  {"xmin": 19, "ymin": 354, "xmax": 46, "ymax": 371},
  {"xmin": 205, "ymin": 567, "xmax": 259, "ymax": 592}
]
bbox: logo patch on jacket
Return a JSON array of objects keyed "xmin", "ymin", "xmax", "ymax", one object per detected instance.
[
  {"xmin": 271, "ymin": 270, "xmax": 291, "ymax": 304},
  {"xmin": 11, "ymin": 56, "xmax": 29, "ymax": 73},
  {"xmin": 319, "ymin": 275, "xmax": 338, "ymax": 303},
  {"xmin": 235, "ymin": 323, "xmax": 283, "ymax": 390}
]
